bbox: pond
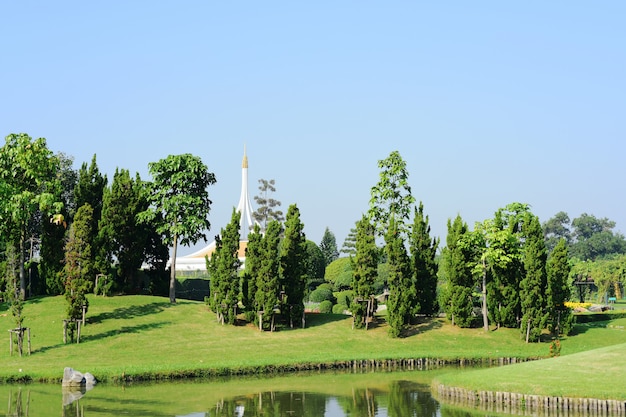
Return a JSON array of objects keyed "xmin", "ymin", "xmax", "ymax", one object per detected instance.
[{"xmin": 1, "ymin": 368, "xmax": 497, "ymax": 417}]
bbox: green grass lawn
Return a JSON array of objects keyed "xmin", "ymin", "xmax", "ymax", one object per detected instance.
[{"xmin": 1, "ymin": 294, "xmax": 625, "ymax": 395}]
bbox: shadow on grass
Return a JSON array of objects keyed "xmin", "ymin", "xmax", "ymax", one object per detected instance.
[
  {"xmin": 89, "ymin": 302, "xmax": 173, "ymax": 324},
  {"xmin": 403, "ymin": 317, "xmax": 443, "ymax": 338},
  {"xmin": 303, "ymin": 313, "xmax": 350, "ymax": 328},
  {"xmin": 33, "ymin": 321, "xmax": 171, "ymax": 354}
]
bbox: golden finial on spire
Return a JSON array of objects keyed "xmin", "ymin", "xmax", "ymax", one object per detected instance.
[{"xmin": 242, "ymin": 144, "xmax": 248, "ymax": 168}]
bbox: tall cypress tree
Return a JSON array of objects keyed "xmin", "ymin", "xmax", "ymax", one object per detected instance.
[
  {"xmin": 440, "ymin": 215, "xmax": 474, "ymax": 327},
  {"xmin": 208, "ymin": 209, "xmax": 242, "ymax": 325},
  {"xmin": 546, "ymin": 238, "xmax": 572, "ymax": 336},
  {"xmin": 255, "ymin": 220, "xmax": 282, "ymax": 331},
  {"xmin": 385, "ymin": 215, "xmax": 413, "ymax": 337},
  {"xmin": 350, "ymin": 215, "xmax": 379, "ymax": 329},
  {"xmin": 520, "ymin": 214, "xmax": 549, "ymax": 342},
  {"xmin": 409, "ymin": 202, "xmax": 439, "ymax": 317},
  {"xmin": 242, "ymin": 224, "xmax": 263, "ymax": 322},
  {"xmin": 280, "ymin": 204, "xmax": 307, "ymax": 328}
]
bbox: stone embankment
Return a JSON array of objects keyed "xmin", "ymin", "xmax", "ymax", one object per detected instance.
[{"xmin": 435, "ymin": 384, "xmax": 626, "ymax": 416}]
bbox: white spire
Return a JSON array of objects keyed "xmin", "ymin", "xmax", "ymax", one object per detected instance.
[{"xmin": 237, "ymin": 145, "xmax": 256, "ymax": 238}]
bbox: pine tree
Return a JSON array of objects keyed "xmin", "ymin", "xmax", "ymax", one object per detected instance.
[
  {"xmin": 350, "ymin": 215, "xmax": 379, "ymax": 329},
  {"xmin": 255, "ymin": 220, "xmax": 282, "ymax": 331},
  {"xmin": 409, "ymin": 202, "xmax": 439, "ymax": 317},
  {"xmin": 280, "ymin": 204, "xmax": 307, "ymax": 328},
  {"xmin": 385, "ymin": 215, "xmax": 414, "ymax": 337},
  {"xmin": 319, "ymin": 227, "xmax": 339, "ymax": 267},
  {"xmin": 208, "ymin": 209, "xmax": 242, "ymax": 325},
  {"xmin": 520, "ymin": 214, "xmax": 549, "ymax": 342},
  {"xmin": 546, "ymin": 238, "xmax": 572, "ymax": 336},
  {"xmin": 340, "ymin": 226, "xmax": 357, "ymax": 256},
  {"xmin": 440, "ymin": 215, "xmax": 474, "ymax": 327}
]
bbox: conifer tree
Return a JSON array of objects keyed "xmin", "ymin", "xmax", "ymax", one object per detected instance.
[
  {"xmin": 63, "ymin": 204, "xmax": 93, "ymax": 342},
  {"xmin": 409, "ymin": 202, "xmax": 439, "ymax": 317},
  {"xmin": 241, "ymin": 224, "xmax": 263, "ymax": 322},
  {"xmin": 350, "ymin": 215, "xmax": 378, "ymax": 329},
  {"xmin": 208, "ymin": 209, "xmax": 242, "ymax": 325},
  {"xmin": 319, "ymin": 227, "xmax": 339, "ymax": 267},
  {"xmin": 252, "ymin": 179, "xmax": 284, "ymax": 232},
  {"xmin": 520, "ymin": 213, "xmax": 549, "ymax": 342},
  {"xmin": 340, "ymin": 226, "xmax": 357, "ymax": 256},
  {"xmin": 440, "ymin": 215, "xmax": 474, "ymax": 327},
  {"xmin": 385, "ymin": 215, "xmax": 414, "ymax": 337},
  {"xmin": 546, "ymin": 238, "xmax": 572, "ymax": 336},
  {"xmin": 255, "ymin": 220, "xmax": 282, "ymax": 331},
  {"xmin": 280, "ymin": 204, "xmax": 307, "ymax": 328}
]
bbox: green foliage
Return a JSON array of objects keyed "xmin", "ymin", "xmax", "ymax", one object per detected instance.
[
  {"xmin": 409, "ymin": 202, "xmax": 439, "ymax": 317},
  {"xmin": 207, "ymin": 209, "xmax": 242, "ymax": 325},
  {"xmin": 252, "ymin": 179, "xmax": 284, "ymax": 231},
  {"xmin": 324, "ymin": 257, "xmax": 353, "ymax": 289},
  {"xmin": 520, "ymin": 214, "xmax": 549, "ymax": 342},
  {"xmin": 385, "ymin": 216, "xmax": 414, "ymax": 337},
  {"xmin": 280, "ymin": 205, "xmax": 307, "ymax": 328},
  {"xmin": 0, "ymin": 133, "xmax": 63, "ymax": 299},
  {"xmin": 350, "ymin": 215, "xmax": 378, "ymax": 328},
  {"xmin": 241, "ymin": 224, "xmax": 263, "ymax": 321},
  {"xmin": 319, "ymin": 227, "xmax": 339, "ymax": 267},
  {"xmin": 303, "ymin": 240, "xmax": 325, "ymax": 281},
  {"xmin": 368, "ymin": 150, "xmax": 415, "ymax": 238},
  {"xmin": 3, "ymin": 244, "xmax": 24, "ymax": 329},
  {"xmin": 318, "ymin": 300, "xmax": 333, "ymax": 314},
  {"xmin": 139, "ymin": 153, "xmax": 217, "ymax": 303},
  {"xmin": 546, "ymin": 238, "xmax": 573, "ymax": 336},
  {"xmin": 440, "ymin": 215, "xmax": 474, "ymax": 327},
  {"xmin": 340, "ymin": 226, "xmax": 357, "ymax": 256},
  {"xmin": 309, "ymin": 286, "xmax": 335, "ymax": 303},
  {"xmin": 255, "ymin": 220, "xmax": 282, "ymax": 331},
  {"xmin": 335, "ymin": 290, "xmax": 353, "ymax": 307},
  {"xmin": 332, "ymin": 303, "xmax": 349, "ymax": 314}
]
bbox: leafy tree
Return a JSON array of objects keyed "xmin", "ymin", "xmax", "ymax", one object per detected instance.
[
  {"xmin": 207, "ymin": 209, "xmax": 241, "ymax": 325},
  {"xmin": 570, "ymin": 213, "xmax": 626, "ymax": 260},
  {"xmin": 280, "ymin": 204, "xmax": 307, "ymax": 328},
  {"xmin": 303, "ymin": 240, "xmax": 325, "ymax": 291},
  {"xmin": 0, "ymin": 133, "xmax": 63, "ymax": 299},
  {"xmin": 543, "ymin": 211, "xmax": 572, "ymax": 252},
  {"xmin": 3, "ymin": 243, "xmax": 26, "ymax": 354},
  {"xmin": 546, "ymin": 238, "xmax": 573, "ymax": 336},
  {"xmin": 340, "ymin": 226, "xmax": 357, "ymax": 256},
  {"xmin": 319, "ymin": 227, "xmax": 339, "ymax": 267},
  {"xmin": 385, "ymin": 215, "xmax": 413, "ymax": 337},
  {"xmin": 63, "ymin": 204, "xmax": 93, "ymax": 342},
  {"xmin": 324, "ymin": 257, "xmax": 353, "ymax": 291},
  {"xmin": 409, "ymin": 202, "xmax": 439, "ymax": 317},
  {"xmin": 350, "ymin": 215, "xmax": 379, "ymax": 329},
  {"xmin": 39, "ymin": 152, "xmax": 76, "ymax": 295},
  {"xmin": 255, "ymin": 220, "xmax": 282, "ymax": 331},
  {"xmin": 368, "ymin": 151, "xmax": 415, "ymax": 239},
  {"xmin": 520, "ymin": 213, "xmax": 549, "ymax": 342},
  {"xmin": 439, "ymin": 215, "xmax": 474, "ymax": 327},
  {"xmin": 252, "ymin": 179, "xmax": 283, "ymax": 232},
  {"xmin": 138, "ymin": 154, "xmax": 217, "ymax": 303}
]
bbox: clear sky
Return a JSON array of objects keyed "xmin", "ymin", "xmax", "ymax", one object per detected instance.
[{"xmin": 2, "ymin": 2, "xmax": 625, "ymax": 255}]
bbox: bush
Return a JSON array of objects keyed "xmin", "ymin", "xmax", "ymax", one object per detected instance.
[
  {"xmin": 332, "ymin": 304, "xmax": 349, "ymax": 315},
  {"xmin": 319, "ymin": 300, "xmax": 333, "ymax": 314},
  {"xmin": 335, "ymin": 290, "xmax": 353, "ymax": 307},
  {"xmin": 309, "ymin": 286, "xmax": 335, "ymax": 303}
]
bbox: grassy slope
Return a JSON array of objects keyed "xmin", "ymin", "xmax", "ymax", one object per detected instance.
[{"xmin": 1, "ymin": 295, "xmax": 625, "ymax": 393}]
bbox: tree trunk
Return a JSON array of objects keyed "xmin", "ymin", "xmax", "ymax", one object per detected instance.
[
  {"xmin": 19, "ymin": 231, "xmax": 26, "ymax": 300},
  {"xmin": 169, "ymin": 234, "xmax": 178, "ymax": 303},
  {"xmin": 482, "ymin": 260, "xmax": 489, "ymax": 332}
]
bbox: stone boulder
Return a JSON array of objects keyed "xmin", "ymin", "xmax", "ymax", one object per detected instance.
[{"xmin": 62, "ymin": 367, "xmax": 86, "ymax": 387}]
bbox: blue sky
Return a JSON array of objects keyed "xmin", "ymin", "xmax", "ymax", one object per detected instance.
[{"xmin": 2, "ymin": 2, "xmax": 625, "ymax": 255}]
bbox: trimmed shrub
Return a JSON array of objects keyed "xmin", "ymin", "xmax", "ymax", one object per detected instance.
[
  {"xmin": 332, "ymin": 304, "xmax": 349, "ymax": 315},
  {"xmin": 319, "ymin": 300, "xmax": 333, "ymax": 314},
  {"xmin": 335, "ymin": 290, "xmax": 353, "ymax": 307},
  {"xmin": 309, "ymin": 286, "xmax": 335, "ymax": 303}
]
